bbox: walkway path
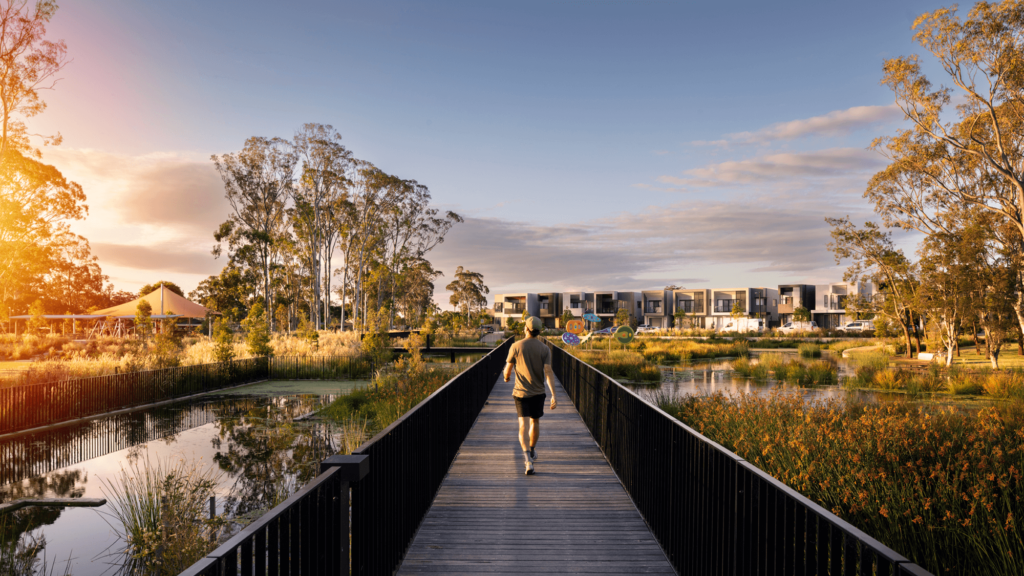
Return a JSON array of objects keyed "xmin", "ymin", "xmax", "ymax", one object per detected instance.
[{"xmin": 397, "ymin": 376, "xmax": 674, "ymax": 575}]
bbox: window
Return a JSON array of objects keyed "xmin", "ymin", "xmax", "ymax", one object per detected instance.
[{"xmin": 773, "ymin": 299, "xmax": 777, "ymax": 307}]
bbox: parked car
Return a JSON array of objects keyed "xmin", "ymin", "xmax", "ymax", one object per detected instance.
[
  {"xmin": 837, "ymin": 320, "xmax": 875, "ymax": 332},
  {"xmin": 778, "ymin": 321, "xmax": 818, "ymax": 333},
  {"xmin": 720, "ymin": 318, "xmax": 764, "ymax": 333},
  {"xmin": 636, "ymin": 325, "xmax": 657, "ymax": 333}
]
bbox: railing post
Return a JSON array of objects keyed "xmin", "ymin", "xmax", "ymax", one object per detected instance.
[{"xmin": 321, "ymin": 455, "xmax": 369, "ymax": 576}]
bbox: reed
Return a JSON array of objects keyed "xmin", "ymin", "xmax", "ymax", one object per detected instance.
[
  {"xmin": 662, "ymin": 392, "xmax": 1024, "ymax": 576},
  {"xmin": 574, "ymin": 350, "xmax": 661, "ymax": 383},
  {"xmin": 797, "ymin": 343, "xmax": 822, "ymax": 358},
  {"xmin": 99, "ymin": 455, "xmax": 225, "ymax": 575}
]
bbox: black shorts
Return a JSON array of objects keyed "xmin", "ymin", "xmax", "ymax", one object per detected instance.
[{"xmin": 514, "ymin": 394, "xmax": 546, "ymax": 419}]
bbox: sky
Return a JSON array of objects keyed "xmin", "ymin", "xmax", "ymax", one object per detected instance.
[{"xmin": 31, "ymin": 0, "xmax": 952, "ymax": 307}]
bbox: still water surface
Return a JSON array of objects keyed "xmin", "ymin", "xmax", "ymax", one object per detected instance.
[{"xmin": 0, "ymin": 379, "xmax": 366, "ymax": 575}]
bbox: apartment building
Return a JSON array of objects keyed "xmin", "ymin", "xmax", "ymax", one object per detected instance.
[
  {"xmin": 672, "ymin": 289, "xmax": 709, "ymax": 329},
  {"xmin": 777, "ymin": 282, "xmax": 874, "ymax": 329},
  {"xmin": 640, "ymin": 289, "xmax": 673, "ymax": 329},
  {"xmin": 492, "ymin": 293, "xmax": 538, "ymax": 328},
  {"xmin": 705, "ymin": 287, "xmax": 779, "ymax": 330},
  {"xmin": 494, "ymin": 286, "xmax": 778, "ymax": 330}
]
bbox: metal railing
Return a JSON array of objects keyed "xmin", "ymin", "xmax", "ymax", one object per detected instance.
[
  {"xmin": 181, "ymin": 338, "xmax": 513, "ymax": 576},
  {"xmin": 0, "ymin": 355, "xmax": 375, "ymax": 435},
  {"xmin": 550, "ymin": 345, "xmax": 932, "ymax": 576},
  {"xmin": 350, "ymin": 337, "xmax": 513, "ymax": 575},
  {"xmin": 181, "ymin": 456, "xmax": 369, "ymax": 576},
  {"xmin": 644, "ymin": 304, "xmax": 664, "ymax": 314},
  {"xmin": 676, "ymin": 301, "xmax": 703, "ymax": 314}
]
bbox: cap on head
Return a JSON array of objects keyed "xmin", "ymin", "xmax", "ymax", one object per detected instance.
[{"xmin": 526, "ymin": 316, "xmax": 544, "ymax": 331}]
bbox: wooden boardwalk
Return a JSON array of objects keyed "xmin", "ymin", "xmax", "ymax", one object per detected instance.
[{"xmin": 397, "ymin": 376, "xmax": 675, "ymax": 575}]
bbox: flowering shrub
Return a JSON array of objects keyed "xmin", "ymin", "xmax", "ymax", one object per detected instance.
[{"xmin": 663, "ymin": 392, "xmax": 1024, "ymax": 576}]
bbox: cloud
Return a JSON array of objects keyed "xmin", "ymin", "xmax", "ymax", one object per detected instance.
[
  {"xmin": 42, "ymin": 148, "xmax": 229, "ymax": 236},
  {"xmin": 655, "ymin": 147, "xmax": 885, "ymax": 190},
  {"xmin": 694, "ymin": 105, "xmax": 903, "ymax": 147},
  {"xmin": 428, "ymin": 194, "xmax": 873, "ymax": 299},
  {"xmin": 91, "ymin": 243, "xmax": 223, "ymax": 275}
]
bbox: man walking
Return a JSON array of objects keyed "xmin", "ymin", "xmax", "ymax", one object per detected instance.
[{"xmin": 503, "ymin": 316, "xmax": 558, "ymax": 475}]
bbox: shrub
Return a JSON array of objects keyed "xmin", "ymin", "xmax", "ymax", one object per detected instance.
[
  {"xmin": 873, "ymin": 368, "xmax": 914, "ymax": 391},
  {"xmin": 100, "ymin": 455, "xmax": 225, "ymax": 575},
  {"xmin": 664, "ymin": 393, "xmax": 1024, "ymax": 576},
  {"xmin": 243, "ymin": 302, "xmax": 274, "ymax": 358},
  {"xmin": 798, "ymin": 343, "xmax": 822, "ymax": 358},
  {"xmin": 576, "ymin": 350, "xmax": 661, "ymax": 383}
]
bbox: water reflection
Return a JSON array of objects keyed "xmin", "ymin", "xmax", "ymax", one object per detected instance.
[
  {"xmin": 628, "ymin": 354, "xmax": 920, "ymax": 407},
  {"xmin": 0, "ymin": 388, "xmax": 354, "ymax": 576}
]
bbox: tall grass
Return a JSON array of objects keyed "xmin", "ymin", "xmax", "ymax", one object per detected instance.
[
  {"xmin": 797, "ymin": 343, "xmax": 821, "ymax": 358},
  {"xmin": 0, "ymin": 516, "xmax": 71, "ymax": 576},
  {"xmin": 573, "ymin": 350, "xmax": 661, "ymax": 382},
  {"xmin": 1, "ymin": 331, "xmax": 366, "ymax": 387},
  {"xmin": 628, "ymin": 338, "xmax": 750, "ymax": 364},
  {"xmin": 738, "ymin": 353, "xmax": 837, "ymax": 387},
  {"xmin": 844, "ymin": 352, "xmax": 890, "ymax": 389},
  {"xmin": 100, "ymin": 455, "xmax": 225, "ymax": 575},
  {"xmin": 663, "ymin": 392, "xmax": 1024, "ymax": 576},
  {"xmin": 319, "ymin": 356, "xmax": 467, "ymax": 432}
]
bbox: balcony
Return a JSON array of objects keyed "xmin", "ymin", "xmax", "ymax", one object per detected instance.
[
  {"xmin": 714, "ymin": 299, "xmax": 745, "ymax": 314},
  {"xmin": 596, "ymin": 307, "xmax": 617, "ymax": 315},
  {"xmin": 676, "ymin": 301, "xmax": 703, "ymax": 314},
  {"xmin": 539, "ymin": 302, "xmax": 553, "ymax": 316},
  {"xmin": 644, "ymin": 304, "xmax": 663, "ymax": 315},
  {"xmin": 504, "ymin": 303, "xmax": 526, "ymax": 314}
]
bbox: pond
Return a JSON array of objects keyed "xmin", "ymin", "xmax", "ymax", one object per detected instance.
[
  {"xmin": 624, "ymin": 351, "xmax": 978, "ymax": 410},
  {"xmin": 0, "ymin": 378, "xmax": 367, "ymax": 576}
]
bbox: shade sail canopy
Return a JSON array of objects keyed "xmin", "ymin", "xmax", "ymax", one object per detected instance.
[{"xmin": 90, "ymin": 286, "xmax": 217, "ymax": 319}]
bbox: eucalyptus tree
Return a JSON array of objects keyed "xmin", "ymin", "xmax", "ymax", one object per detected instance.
[
  {"xmin": 446, "ymin": 266, "xmax": 488, "ymax": 325},
  {"xmin": 212, "ymin": 136, "xmax": 296, "ymax": 324},
  {"xmin": 827, "ymin": 218, "xmax": 921, "ymax": 357},
  {"xmin": 340, "ymin": 163, "xmax": 399, "ymax": 330},
  {"xmin": 291, "ymin": 123, "xmax": 352, "ymax": 329},
  {"xmin": 878, "ymin": 1, "xmax": 1024, "ymax": 337},
  {"xmin": 378, "ymin": 178, "xmax": 462, "ymax": 327}
]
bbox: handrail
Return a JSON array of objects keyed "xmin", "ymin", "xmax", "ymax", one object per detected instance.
[
  {"xmin": 179, "ymin": 340, "xmax": 512, "ymax": 576},
  {"xmin": 550, "ymin": 345, "xmax": 933, "ymax": 576},
  {"xmin": 350, "ymin": 337, "xmax": 513, "ymax": 576},
  {"xmin": 180, "ymin": 456, "xmax": 369, "ymax": 576}
]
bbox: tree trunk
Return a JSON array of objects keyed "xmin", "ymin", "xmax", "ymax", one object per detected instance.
[
  {"xmin": 973, "ymin": 321, "xmax": 982, "ymax": 355},
  {"xmin": 900, "ymin": 313, "xmax": 913, "ymax": 359}
]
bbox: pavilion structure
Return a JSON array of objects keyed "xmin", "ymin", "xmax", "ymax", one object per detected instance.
[{"xmin": 7, "ymin": 286, "xmax": 218, "ymax": 338}]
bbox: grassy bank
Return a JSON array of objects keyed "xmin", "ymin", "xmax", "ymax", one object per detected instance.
[
  {"xmin": 845, "ymin": 353, "xmax": 1024, "ymax": 399},
  {"xmin": 318, "ymin": 357, "xmax": 465, "ymax": 436},
  {"xmin": 731, "ymin": 353, "xmax": 837, "ymax": 387},
  {"xmin": 629, "ymin": 338, "xmax": 750, "ymax": 363},
  {"xmin": 568, "ymin": 350, "xmax": 661, "ymax": 382},
  {"xmin": 659, "ymin": 392, "xmax": 1024, "ymax": 576},
  {"xmin": 0, "ymin": 332, "xmax": 363, "ymax": 387}
]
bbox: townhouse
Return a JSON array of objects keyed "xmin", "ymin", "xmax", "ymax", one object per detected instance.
[
  {"xmin": 778, "ymin": 282, "xmax": 874, "ymax": 329},
  {"xmin": 493, "ymin": 285, "xmax": 782, "ymax": 330}
]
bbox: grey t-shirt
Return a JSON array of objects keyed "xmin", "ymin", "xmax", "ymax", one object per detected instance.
[{"xmin": 507, "ymin": 338, "xmax": 551, "ymax": 398}]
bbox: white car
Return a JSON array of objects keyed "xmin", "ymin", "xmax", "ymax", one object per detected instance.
[
  {"xmin": 636, "ymin": 325, "xmax": 658, "ymax": 334},
  {"xmin": 778, "ymin": 321, "xmax": 818, "ymax": 333},
  {"xmin": 837, "ymin": 320, "xmax": 875, "ymax": 332}
]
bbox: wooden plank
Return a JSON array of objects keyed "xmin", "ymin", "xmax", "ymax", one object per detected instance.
[
  {"xmin": 396, "ymin": 377, "xmax": 673, "ymax": 575},
  {"xmin": 0, "ymin": 497, "xmax": 106, "ymax": 513}
]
